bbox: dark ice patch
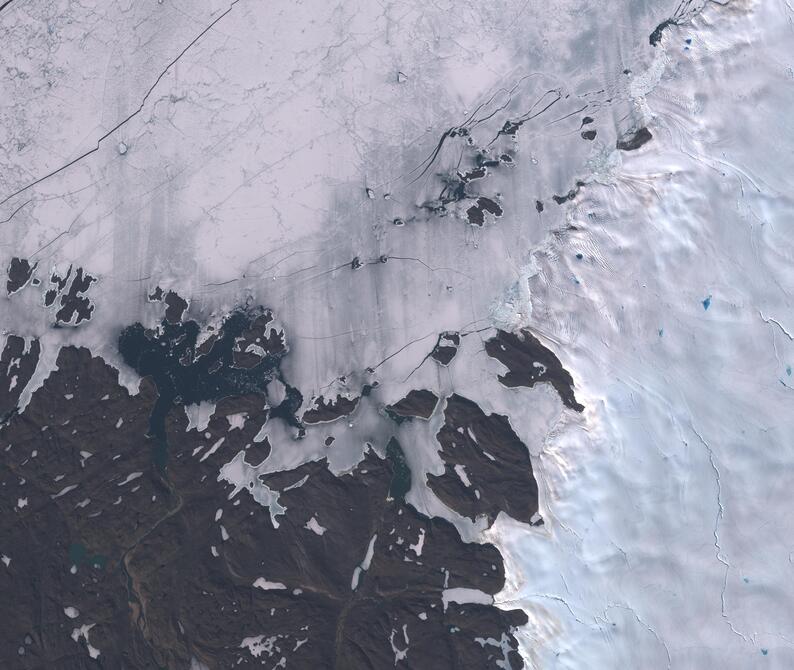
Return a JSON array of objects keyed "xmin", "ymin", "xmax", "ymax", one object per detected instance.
[
  {"xmin": 41, "ymin": 265, "xmax": 96, "ymax": 325},
  {"xmin": 431, "ymin": 331, "xmax": 460, "ymax": 365},
  {"xmin": 147, "ymin": 286, "xmax": 164, "ymax": 301},
  {"xmin": 498, "ymin": 120, "xmax": 522, "ymax": 138},
  {"xmin": 650, "ymin": 18, "xmax": 676, "ymax": 46},
  {"xmin": 302, "ymin": 394, "xmax": 360, "ymax": 424},
  {"xmin": 232, "ymin": 311, "xmax": 286, "ymax": 369},
  {"xmin": 385, "ymin": 389, "xmax": 439, "ymax": 422},
  {"xmin": 493, "ymin": 90, "xmax": 562, "ymax": 141},
  {"xmin": 477, "ymin": 152, "xmax": 501, "ymax": 168},
  {"xmin": 6, "ymin": 257, "xmax": 37, "ymax": 296},
  {"xmin": 485, "ymin": 329, "xmax": 584, "ymax": 412},
  {"xmin": 54, "ymin": 267, "xmax": 96, "ymax": 325},
  {"xmin": 386, "ymin": 437, "xmax": 412, "ymax": 500},
  {"xmin": 428, "ymin": 394, "xmax": 539, "ymax": 525},
  {"xmin": 0, "ymin": 335, "xmax": 40, "ymax": 421},
  {"xmin": 119, "ymin": 306, "xmax": 295, "ymax": 468},
  {"xmin": 164, "ymin": 290, "xmax": 188, "ymax": 324},
  {"xmin": 0, "ymin": 307, "xmax": 532, "ymax": 669},
  {"xmin": 552, "ymin": 180, "xmax": 586, "ymax": 205},
  {"xmin": 46, "ymin": 265, "xmax": 72, "ymax": 301},
  {"xmin": 617, "ymin": 127, "xmax": 652, "ymax": 151},
  {"xmin": 460, "ymin": 166, "xmax": 487, "ymax": 182},
  {"xmin": 466, "ymin": 196, "xmax": 503, "ymax": 226},
  {"xmin": 0, "ymin": 346, "xmax": 170, "ymax": 668}
]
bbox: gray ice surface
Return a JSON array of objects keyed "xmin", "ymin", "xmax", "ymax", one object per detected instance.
[{"xmin": 2, "ymin": 0, "xmax": 793, "ymax": 667}]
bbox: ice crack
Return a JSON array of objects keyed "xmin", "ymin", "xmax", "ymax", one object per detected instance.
[
  {"xmin": 759, "ymin": 311, "xmax": 794, "ymax": 341},
  {"xmin": 0, "ymin": 0, "xmax": 242, "ymax": 207},
  {"xmin": 604, "ymin": 603, "xmax": 671, "ymax": 670},
  {"xmin": 691, "ymin": 424, "xmax": 752, "ymax": 643}
]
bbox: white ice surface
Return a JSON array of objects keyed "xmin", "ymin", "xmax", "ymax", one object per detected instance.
[
  {"xmin": 487, "ymin": 4, "xmax": 794, "ymax": 668},
  {"xmin": 304, "ymin": 516, "xmax": 327, "ymax": 536},
  {"xmin": 442, "ymin": 587, "xmax": 495, "ymax": 612},
  {"xmin": 70, "ymin": 623, "xmax": 100, "ymax": 659},
  {"xmin": 252, "ymin": 578, "xmax": 287, "ymax": 591}
]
